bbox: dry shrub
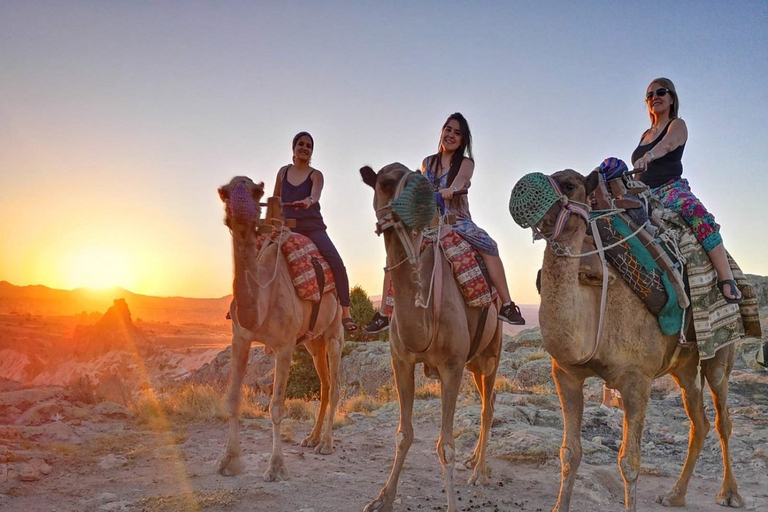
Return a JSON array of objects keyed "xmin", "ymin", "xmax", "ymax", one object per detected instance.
[
  {"xmin": 523, "ymin": 348, "xmax": 549, "ymax": 363},
  {"xmin": 376, "ymin": 383, "xmax": 395, "ymax": 403},
  {"xmin": 169, "ymin": 384, "xmax": 227, "ymax": 421},
  {"xmin": 344, "ymin": 394, "xmax": 382, "ymax": 414},
  {"xmin": 280, "ymin": 422, "xmax": 294, "ymax": 443},
  {"xmin": 70, "ymin": 375, "xmax": 98, "ymax": 404},
  {"xmin": 240, "ymin": 386, "xmax": 269, "ymax": 419},
  {"xmin": 415, "ymin": 381, "xmax": 440, "ymax": 399},
  {"xmin": 285, "ymin": 398, "xmax": 315, "ymax": 421},
  {"xmin": 494, "ymin": 376, "xmax": 516, "ymax": 393}
]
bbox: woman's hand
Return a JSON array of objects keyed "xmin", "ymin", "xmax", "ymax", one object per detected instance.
[
  {"xmin": 633, "ymin": 151, "xmax": 654, "ymax": 171},
  {"xmin": 301, "ymin": 196, "xmax": 314, "ymax": 209},
  {"xmin": 439, "ymin": 187, "xmax": 455, "ymax": 200}
]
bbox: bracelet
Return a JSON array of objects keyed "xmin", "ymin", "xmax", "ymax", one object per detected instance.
[
  {"xmin": 647, "ymin": 150, "xmax": 655, "ymax": 162},
  {"xmin": 451, "ymin": 186, "xmax": 458, "ymax": 192},
  {"xmin": 308, "ymin": 195, "xmax": 315, "ymax": 204}
]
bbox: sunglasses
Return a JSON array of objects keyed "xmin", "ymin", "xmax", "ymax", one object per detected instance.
[{"xmin": 646, "ymin": 88, "xmax": 671, "ymax": 100}]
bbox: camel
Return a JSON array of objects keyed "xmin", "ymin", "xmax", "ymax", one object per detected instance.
[
  {"xmin": 510, "ymin": 169, "xmax": 743, "ymax": 512},
  {"xmin": 360, "ymin": 163, "xmax": 503, "ymax": 512},
  {"xmin": 217, "ymin": 176, "xmax": 343, "ymax": 481}
]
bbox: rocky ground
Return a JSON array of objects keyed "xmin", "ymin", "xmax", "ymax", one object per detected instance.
[{"xmin": 1, "ymin": 320, "xmax": 767, "ymax": 512}]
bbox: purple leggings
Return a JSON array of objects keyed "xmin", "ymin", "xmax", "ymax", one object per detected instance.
[
  {"xmin": 296, "ymin": 228, "xmax": 350, "ymax": 307},
  {"xmin": 652, "ymin": 178, "xmax": 722, "ymax": 252}
]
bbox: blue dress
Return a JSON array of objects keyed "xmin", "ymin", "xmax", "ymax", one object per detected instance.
[{"xmin": 423, "ymin": 165, "xmax": 499, "ymax": 256}]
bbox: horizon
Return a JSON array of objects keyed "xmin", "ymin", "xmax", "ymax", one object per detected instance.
[{"xmin": 2, "ymin": 3, "xmax": 767, "ymax": 303}]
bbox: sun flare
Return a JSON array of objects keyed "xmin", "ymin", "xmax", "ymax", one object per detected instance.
[{"xmin": 64, "ymin": 246, "xmax": 136, "ymax": 290}]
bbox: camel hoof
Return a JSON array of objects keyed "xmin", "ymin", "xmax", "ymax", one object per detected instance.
[
  {"xmin": 263, "ymin": 465, "xmax": 289, "ymax": 482},
  {"xmin": 364, "ymin": 496, "xmax": 392, "ymax": 512},
  {"xmin": 217, "ymin": 454, "xmax": 244, "ymax": 476},
  {"xmin": 313, "ymin": 440, "xmax": 335, "ymax": 455},
  {"xmin": 655, "ymin": 492, "xmax": 685, "ymax": 507},
  {"xmin": 467, "ymin": 469, "xmax": 490, "ymax": 486},
  {"xmin": 301, "ymin": 435, "xmax": 320, "ymax": 448},
  {"xmin": 716, "ymin": 490, "xmax": 744, "ymax": 508}
]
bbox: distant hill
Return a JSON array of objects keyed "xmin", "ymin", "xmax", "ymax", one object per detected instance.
[{"xmin": 0, "ymin": 281, "xmax": 232, "ymax": 325}]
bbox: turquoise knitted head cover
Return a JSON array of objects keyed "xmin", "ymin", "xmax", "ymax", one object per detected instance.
[
  {"xmin": 391, "ymin": 173, "xmax": 437, "ymax": 231},
  {"xmin": 509, "ymin": 172, "xmax": 562, "ymax": 228}
]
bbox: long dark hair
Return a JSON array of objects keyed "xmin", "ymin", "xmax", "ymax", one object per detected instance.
[
  {"xmin": 291, "ymin": 131, "xmax": 314, "ymax": 164},
  {"xmin": 432, "ymin": 112, "xmax": 473, "ymax": 187}
]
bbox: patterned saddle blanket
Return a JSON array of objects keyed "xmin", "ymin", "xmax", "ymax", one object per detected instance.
[
  {"xmin": 383, "ymin": 228, "xmax": 497, "ymax": 315},
  {"xmin": 589, "ymin": 160, "xmax": 761, "ymax": 358},
  {"xmin": 254, "ymin": 228, "xmax": 335, "ymax": 303}
]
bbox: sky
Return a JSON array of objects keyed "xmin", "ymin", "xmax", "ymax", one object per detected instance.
[{"xmin": 1, "ymin": 1, "xmax": 767, "ymax": 304}]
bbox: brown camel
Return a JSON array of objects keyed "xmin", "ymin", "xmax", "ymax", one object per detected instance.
[
  {"xmin": 512, "ymin": 169, "xmax": 743, "ymax": 512},
  {"xmin": 360, "ymin": 163, "xmax": 503, "ymax": 512},
  {"xmin": 217, "ymin": 176, "xmax": 343, "ymax": 481}
]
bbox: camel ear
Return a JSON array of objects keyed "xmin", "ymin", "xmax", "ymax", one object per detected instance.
[
  {"xmin": 252, "ymin": 181, "xmax": 265, "ymax": 200},
  {"xmin": 218, "ymin": 187, "xmax": 229, "ymax": 202},
  {"xmin": 585, "ymin": 170, "xmax": 600, "ymax": 196},
  {"xmin": 360, "ymin": 166, "xmax": 377, "ymax": 189}
]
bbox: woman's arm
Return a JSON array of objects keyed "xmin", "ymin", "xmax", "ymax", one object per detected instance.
[
  {"xmin": 634, "ymin": 119, "xmax": 688, "ymax": 170},
  {"xmin": 273, "ymin": 167, "xmax": 285, "ymax": 197},
  {"xmin": 295, "ymin": 169, "xmax": 324, "ymax": 208},
  {"xmin": 440, "ymin": 158, "xmax": 474, "ymax": 199}
]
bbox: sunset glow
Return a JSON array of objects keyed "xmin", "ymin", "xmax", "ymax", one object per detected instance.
[{"xmin": 62, "ymin": 245, "xmax": 136, "ymax": 291}]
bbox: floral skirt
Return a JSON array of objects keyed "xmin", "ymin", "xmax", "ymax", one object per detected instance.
[{"xmin": 652, "ymin": 178, "xmax": 722, "ymax": 252}]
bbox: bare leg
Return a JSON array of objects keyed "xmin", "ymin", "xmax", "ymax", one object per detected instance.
[{"xmin": 479, "ymin": 252, "xmax": 511, "ymax": 303}]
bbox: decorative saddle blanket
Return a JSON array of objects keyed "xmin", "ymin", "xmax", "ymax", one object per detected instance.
[
  {"xmin": 383, "ymin": 228, "xmax": 497, "ymax": 315},
  {"xmin": 589, "ymin": 158, "xmax": 761, "ymax": 358},
  {"xmin": 254, "ymin": 228, "xmax": 336, "ymax": 303}
]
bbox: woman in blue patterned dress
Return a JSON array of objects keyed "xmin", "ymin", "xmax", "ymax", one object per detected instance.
[{"xmin": 364, "ymin": 113, "xmax": 524, "ymax": 333}]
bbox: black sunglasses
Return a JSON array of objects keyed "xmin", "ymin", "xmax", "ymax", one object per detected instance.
[{"xmin": 646, "ymin": 87, "xmax": 671, "ymax": 100}]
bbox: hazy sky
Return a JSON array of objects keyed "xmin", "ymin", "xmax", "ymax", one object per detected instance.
[{"xmin": 2, "ymin": 1, "xmax": 767, "ymax": 304}]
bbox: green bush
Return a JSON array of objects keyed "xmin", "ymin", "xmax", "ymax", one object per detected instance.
[{"xmin": 286, "ymin": 345, "xmax": 321, "ymax": 400}]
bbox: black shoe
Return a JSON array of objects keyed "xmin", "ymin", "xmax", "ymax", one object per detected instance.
[
  {"xmin": 364, "ymin": 312, "xmax": 389, "ymax": 334},
  {"xmin": 498, "ymin": 302, "xmax": 525, "ymax": 325}
]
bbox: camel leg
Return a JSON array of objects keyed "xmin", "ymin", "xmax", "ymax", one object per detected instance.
[
  {"xmin": 218, "ymin": 331, "xmax": 252, "ymax": 476},
  {"xmin": 466, "ymin": 361, "xmax": 497, "ymax": 486},
  {"xmin": 435, "ymin": 364, "xmax": 464, "ymax": 512},
  {"xmin": 302, "ymin": 339, "xmax": 329, "ymax": 450},
  {"xmin": 364, "ymin": 358, "xmax": 416, "ymax": 512},
  {"xmin": 703, "ymin": 351, "xmax": 743, "ymax": 508},
  {"xmin": 657, "ymin": 361, "xmax": 710, "ymax": 507},
  {"xmin": 616, "ymin": 378, "xmax": 651, "ymax": 512},
  {"xmin": 316, "ymin": 325, "xmax": 343, "ymax": 455},
  {"xmin": 264, "ymin": 344, "xmax": 292, "ymax": 482},
  {"xmin": 551, "ymin": 364, "xmax": 585, "ymax": 512}
]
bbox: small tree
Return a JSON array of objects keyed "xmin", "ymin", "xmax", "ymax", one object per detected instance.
[{"xmin": 348, "ymin": 285, "xmax": 387, "ymax": 342}]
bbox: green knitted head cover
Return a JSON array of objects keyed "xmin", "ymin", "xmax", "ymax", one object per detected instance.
[
  {"xmin": 391, "ymin": 173, "xmax": 437, "ymax": 231},
  {"xmin": 509, "ymin": 172, "xmax": 562, "ymax": 228}
]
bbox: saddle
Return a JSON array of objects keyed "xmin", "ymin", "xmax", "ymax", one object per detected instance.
[
  {"xmin": 382, "ymin": 227, "xmax": 497, "ymax": 316},
  {"xmin": 584, "ymin": 160, "xmax": 689, "ymax": 335},
  {"xmin": 254, "ymin": 226, "xmax": 336, "ymax": 303}
]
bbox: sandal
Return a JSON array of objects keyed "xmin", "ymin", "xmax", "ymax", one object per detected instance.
[
  {"xmin": 342, "ymin": 317, "xmax": 358, "ymax": 333},
  {"xmin": 717, "ymin": 279, "xmax": 743, "ymax": 304}
]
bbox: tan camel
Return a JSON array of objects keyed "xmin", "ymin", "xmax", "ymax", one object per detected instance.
[
  {"xmin": 513, "ymin": 169, "xmax": 743, "ymax": 512},
  {"xmin": 360, "ymin": 163, "xmax": 503, "ymax": 512},
  {"xmin": 217, "ymin": 176, "xmax": 343, "ymax": 481}
]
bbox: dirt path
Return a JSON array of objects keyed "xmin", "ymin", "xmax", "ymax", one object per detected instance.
[{"xmin": 4, "ymin": 408, "xmax": 765, "ymax": 512}]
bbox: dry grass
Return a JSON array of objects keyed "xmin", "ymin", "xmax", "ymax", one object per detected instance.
[
  {"xmin": 343, "ymin": 394, "xmax": 383, "ymax": 414},
  {"xmin": 284, "ymin": 398, "xmax": 316, "ymax": 421},
  {"xmin": 522, "ymin": 348, "xmax": 549, "ymax": 363},
  {"xmin": 376, "ymin": 383, "xmax": 395, "ymax": 403},
  {"xmin": 494, "ymin": 376, "xmax": 516, "ymax": 393},
  {"xmin": 414, "ymin": 381, "xmax": 440, "ymax": 399}
]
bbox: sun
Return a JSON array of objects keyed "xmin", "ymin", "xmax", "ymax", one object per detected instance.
[{"xmin": 64, "ymin": 246, "xmax": 136, "ymax": 290}]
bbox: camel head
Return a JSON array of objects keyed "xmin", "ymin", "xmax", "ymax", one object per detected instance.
[
  {"xmin": 360, "ymin": 163, "xmax": 437, "ymax": 233},
  {"xmin": 509, "ymin": 169, "xmax": 599, "ymax": 240},
  {"xmin": 218, "ymin": 176, "xmax": 265, "ymax": 231}
]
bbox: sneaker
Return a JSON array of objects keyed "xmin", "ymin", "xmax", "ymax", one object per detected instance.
[
  {"xmin": 364, "ymin": 311, "xmax": 390, "ymax": 334},
  {"xmin": 498, "ymin": 302, "xmax": 525, "ymax": 325}
]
